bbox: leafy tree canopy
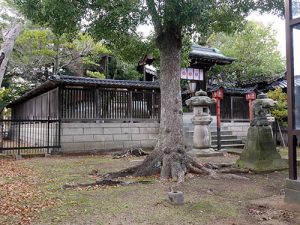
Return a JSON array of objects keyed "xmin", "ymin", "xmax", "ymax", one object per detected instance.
[
  {"xmin": 7, "ymin": 28, "xmax": 111, "ymax": 83},
  {"xmin": 207, "ymin": 21, "xmax": 285, "ymax": 84},
  {"xmin": 14, "ymin": 0, "xmax": 284, "ymax": 48},
  {"xmin": 267, "ymin": 88, "xmax": 288, "ymax": 126}
]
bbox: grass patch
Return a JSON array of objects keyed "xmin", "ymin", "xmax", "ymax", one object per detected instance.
[
  {"xmin": 192, "ymin": 198, "xmax": 239, "ymax": 218},
  {"xmin": 6, "ymin": 155, "xmax": 292, "ymax": 225}
]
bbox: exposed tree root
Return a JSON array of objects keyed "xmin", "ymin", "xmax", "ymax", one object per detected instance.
[
  {"xmin": 63, "ymin": 179, "xmax": 154, "ymax": 189},
  {"xmin": 112, "ymin": 148, "xmax": 149, "ymax": 159},
  {"xmin": 71, "ymin": 147, "xmax": 251, "ymax": 189},
  {"xmin": 95, "ymin": 148, "xmax": 250, "ymax": 184}
]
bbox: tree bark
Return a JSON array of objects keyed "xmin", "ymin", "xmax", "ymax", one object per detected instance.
[
  {"xmin": 106, "ymin": 24, "xmax": 187, "ymax": 181},
  {"xmin": 155, "ymin": 24, "xmax": 185, "ymax": 180},
  {"xmin": 0, "ymin": 24, "xmax": 22, "ymax": 86}
]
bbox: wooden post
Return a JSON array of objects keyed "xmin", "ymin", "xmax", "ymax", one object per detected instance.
[
  {"xmin": 216, "ymin": 98, "xmax": 221, "ymax": 150},
  {"xmin": 212, "ymin": 88, "xmax": 224, "ymax": 151},
  {"xmin": 249, "ymin": 100, "xmax": 253, "ymax": 121},
  {"xmin": 128, "ymin": 90, "xmax": 133, "ymax": 122},
  {"xmin": 246, "ymin": 92, "xmax": 256, "ymax": 123}
]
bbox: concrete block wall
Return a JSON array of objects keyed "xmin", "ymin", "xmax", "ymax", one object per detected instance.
[
  {"xmin": 222, "ymin": 122, "xmax": 250, "ymax": 142},
  {"xmin": 60, "ymin": 122, "xmax": 159, "ymax": 152}
]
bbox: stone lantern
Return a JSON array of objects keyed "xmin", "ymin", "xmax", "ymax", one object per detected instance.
[
  {"xmin": 186, "ymin": 90, "xmax": 222, "ymax": 156},
  {"xmin": 237, "ymin": 93, "xmax": 287, "ymax": 172}
]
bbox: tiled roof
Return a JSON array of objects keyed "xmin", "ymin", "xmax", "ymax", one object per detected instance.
[
  {"xmin": 49, "ymin": 75, "xmax": 160, "ymax": 89},
  {"xmin": 8, "ymin": 76, "xmax": 160, "ymax": 107},
  {"xmin": 207, "ymin": 84, "xmax": 256, "ymax": 94},
  {"xmin": 263, "ymin": 75, "xmax": 300, "ymax": 91},
  {"xmin": 239, "ymin": 74, "xmax": 284, "ymax": 86},
  {"xmin": 190, "ymin": 44, "xmax": 235, "ymax": 65}
]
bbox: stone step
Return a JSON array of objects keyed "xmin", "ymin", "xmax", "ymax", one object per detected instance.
[
  {"xmin": 211, "ymin": 143, "xmax": 245, "ymax": 149},
  {"xmin": 186, "ymin": 130, "xmax": 233, "ymax": 136},
  {"xmin": 211, "ymin": 131, "xmax": 233, "ymax": 136},
  {"xmin": 211, "ymin": 139, "xmax": 243, "ymax": 145},
  {"xmin": 211, "ymin": 135, "xmax": 238, "ymax": 140}
]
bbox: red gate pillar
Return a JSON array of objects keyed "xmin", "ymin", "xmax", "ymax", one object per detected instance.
[
  {"xmin": 212, "ymin": 87, "xmax": 224, "ymax": 151},
  {"xmin": 246, "ymin": 92, "xmax": 256, "ymax": 122}
]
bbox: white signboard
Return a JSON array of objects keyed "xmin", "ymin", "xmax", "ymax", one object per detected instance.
[
  {"xmin": 187, "ymin": 68, "xmax": 194, "ymax": 80},
  {"xmin": 181, "ymin": 68, "xmax": 187, "ymax": 79},
  {"xmin": 199, "ymin": 69, "xmax": 204, "ymax": 81},
  {"xmin": 193, "ymin": 69, "xmax": 200, "ymax": 80},
  {"xmin": 180, "ymin": 68, "xmax": 204, "ymax": 81}
]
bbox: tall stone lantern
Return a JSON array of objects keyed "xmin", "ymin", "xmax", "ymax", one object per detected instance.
[
  {"xmin": 236, "ymin": 93, "xmax": 287, "ymax": 172},
  {"xmin": 186, "ymin": 90, "xmax": 222, "ymax": 157}
]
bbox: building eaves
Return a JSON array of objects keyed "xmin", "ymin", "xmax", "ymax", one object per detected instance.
[
  {"xmin": 7, "ymin": 75, "xmax": 160, "ymax": 108},
  {"xmin": 189, "ymin": 44, "xmax": 235, "ymax": 65}
]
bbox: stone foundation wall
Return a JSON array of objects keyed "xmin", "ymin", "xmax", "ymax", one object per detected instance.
[
  {"xmin": 222, "ymin": 122, "xmax": 250, "ymax": 142},
  {"xmin": 60, "ymin": 122, "xmax": 159, "ymax": 152}
]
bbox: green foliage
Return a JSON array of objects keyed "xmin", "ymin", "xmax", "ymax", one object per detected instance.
[
  {"xmin": 86, "ymin": 71, "xmax": 105, "ymax": 79},
  {"xmin": 267, "ymin": 88, "xmax": 288, "ymax": 126},
  {"xmin": 14, "ymin": 0, "xmax": 86, "ymax": 37},
  {"xmin": 9, "ymin": 29, "xmax": 110, "ymax": 82},
  {"xmin": 0, "ymin": 80, "xmax": 31, "ymax": 111},
  {"xmin": 107, "ymin": 57, "xmax": 142, "ymax": 80},
  {"xmin": 181, "ymin": 34, "xmax": 192, "ymax": 68},
  {"xmin": 14, "ymin": 0, "xmax": 284, "ymax": 61},
  {"xmin": 207, "ymin": 21, "xmax": 285, "ymax": 84}
]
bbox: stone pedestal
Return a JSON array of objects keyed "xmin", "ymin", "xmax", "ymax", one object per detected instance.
[
  {"xmin": 236, "ymin": 126, "xmax": 287, "ymax": 172},
  {"xmin": 186, "ymin": 90, "xmax": 223, "ymax": 157},
  {"xmin": 237, "ymin": 93, "xmax": 287, "ymax": 172},
  {"xmin": 285, "ymin": 179, "xmax": 300, "ymax": 204}
]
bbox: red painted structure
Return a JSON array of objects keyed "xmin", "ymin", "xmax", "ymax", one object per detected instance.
[
  {"xmin": 246, "ymin": 92, "xmax": 256, "ymax": 122},
  {"xmin": 212, "ymin": 87, "xmax": 224, "ymax": 150}
]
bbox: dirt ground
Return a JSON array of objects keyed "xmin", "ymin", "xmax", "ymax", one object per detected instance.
[{"xmin": 1, "ymin": 153, "xmax": 300, "ymax": 225}]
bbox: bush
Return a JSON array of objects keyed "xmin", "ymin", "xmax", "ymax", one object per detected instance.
[
  {"xmin": 267, "ymin": 88, "xmax": 288, "ymax": 126},
  {"xmin": 86, "ymin": 71, "xmax": 105, "ymax": 79}
]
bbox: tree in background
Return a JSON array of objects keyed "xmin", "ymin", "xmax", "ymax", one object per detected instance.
[
  {"xmin": 15, "ymin": 0, "xmax": 284, "ymax": 180},
  {"xmin": 0, "ymin": 0, "xmax": 23, "ymax": 86},
  {"xmin": 207, "ymin": 21, "xmax": 285, "ymax": 85},
  {"xmin": 267, "ymin": 88, "xmax": 288, "ymax": 127},
  {"xmin": 7, "ymin": 29, "xmax": 111, "ymax": 83}
]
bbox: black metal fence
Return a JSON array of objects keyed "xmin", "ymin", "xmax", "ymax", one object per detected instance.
[
  {"xmin": 61, "ymin": 88, "xmax": 160, "ymax": 122},
  {"xmin": 0, "ymin": 118, "xmax": 61, "ymax": 155}
]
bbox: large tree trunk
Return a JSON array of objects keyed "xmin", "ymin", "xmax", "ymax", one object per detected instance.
[
  {"xmin": 0, "ymin": 23, "xmax": 22, "ymax": 86},
  {"xmin": 107, "ymin": 24, "xmax": 187, "ymax": 181},
  {"xmin": 155, "ymin": 24, "xmax": 185, "ymax": 180}
]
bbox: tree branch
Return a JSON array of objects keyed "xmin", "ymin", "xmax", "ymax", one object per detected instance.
[{"xmin": 146, "ymin": 0, "xmax": 162, "ymax": 33}]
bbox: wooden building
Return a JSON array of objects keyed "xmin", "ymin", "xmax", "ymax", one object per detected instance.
[{"xmin": 7, "ymin": 75, "xmax": 161, "ymax": 153}]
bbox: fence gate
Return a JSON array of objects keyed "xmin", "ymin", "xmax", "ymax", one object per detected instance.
[{"xmin": 0, "ymin": 118, "xmax": 61, "ymax": 155}]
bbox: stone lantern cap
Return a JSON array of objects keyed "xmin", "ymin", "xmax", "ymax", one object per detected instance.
[
  {"xmin": 251, "ymin": 92, "xmax": 277, "ymax": 126},
  {"xmin": 186, "ymin": 90, "xmax": 216, "ymax": 107},
  {"xmin": 255, "ymin": 93, "xmax": 277, "ymax": 107}
]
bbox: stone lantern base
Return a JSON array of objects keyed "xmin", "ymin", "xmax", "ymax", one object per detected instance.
[{"xmin": 236, "ymin": 126, "xmax": 287, "ymax": 172}]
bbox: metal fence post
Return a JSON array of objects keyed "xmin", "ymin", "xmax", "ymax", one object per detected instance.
[
  {"xmin": 47, "ymin": 117, "xmax": 50, "ymax": 154},
  {"xmin": 18, "ymin": 121, "xmax": 21, "ymax": 155}
]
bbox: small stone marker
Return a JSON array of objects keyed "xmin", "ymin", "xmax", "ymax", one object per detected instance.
[
  {"xmin": 15, "ymin": 155, "xmax": 22, "ymax": 160},
  {"xmin": 168, "ymin": 191, "xmax": 184, "ymax": 205}
]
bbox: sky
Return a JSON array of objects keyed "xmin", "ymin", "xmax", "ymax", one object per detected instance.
[
  {"xmin": 247, "ymin": 12, "xmax": 286, "ymax": 57},
  {"xmin": 137, "ymin": 12, "xmax": 287, "ymax": 57}
]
